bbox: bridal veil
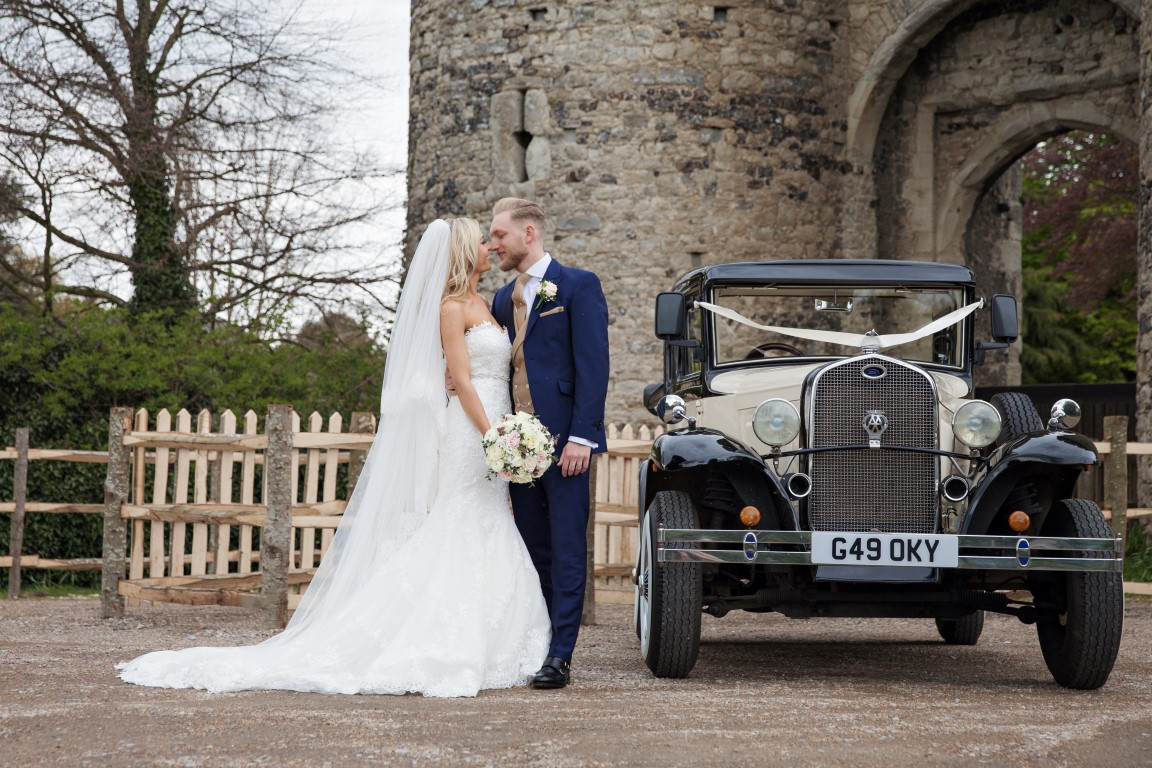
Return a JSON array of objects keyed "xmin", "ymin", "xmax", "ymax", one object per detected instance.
[{"xmin": 280, "ymin": 219, "xmax": 452, "ymax": 638}]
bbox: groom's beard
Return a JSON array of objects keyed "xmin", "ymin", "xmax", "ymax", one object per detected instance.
[
  {"xmin": 499, "ymin": 249, "xmax": 525, "ymax": 272},
  {"xmin": 496, "ymin": 236, "xmax": 530, "ymax": 272}
]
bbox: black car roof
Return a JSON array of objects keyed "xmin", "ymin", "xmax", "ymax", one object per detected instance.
[{"xmin": 675, "ymin": 259, "xmax": 976, "ymax": 289}]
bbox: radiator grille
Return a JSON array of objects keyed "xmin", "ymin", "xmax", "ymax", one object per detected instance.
[{"xmin": 807, "ymin": 355, "xmax": 939, "ymax": 534}]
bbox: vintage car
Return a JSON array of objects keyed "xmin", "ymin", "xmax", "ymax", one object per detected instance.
[{"xmin": 635, "ymin": 260, "xmax": 1123, "ymax": 689}]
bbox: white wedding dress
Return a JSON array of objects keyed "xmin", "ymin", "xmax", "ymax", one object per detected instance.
[{"xmin": 118, "ymin": 322, "xmax": 551, "ymax": 697}]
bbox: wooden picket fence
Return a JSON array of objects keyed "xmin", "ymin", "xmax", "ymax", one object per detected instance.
[
  {"xmin": 0, "ymin": 406, "xmax": 657, "ymax": 625},
  {"xmin": 3, "ymin": 411, "xmax": 1150, "ymax": 613},
  {"xmin": 98, "ymin": 406, "xmax": 382, "ymax": 626},
  {"xmin": 98, "ymin": 407, "xmax": 659, "ymax": 627},
  {"xmin": 0, "ymin": 427, "xmax": 107, "ymax": 596}
]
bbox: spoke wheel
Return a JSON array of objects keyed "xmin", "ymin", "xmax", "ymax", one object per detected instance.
[
  {"xmin": 636, "ymin": 490, "xmax": 702, "ymax": 678},
  {"xmin": 1032, "ymin": 499, "xmax": 1123, "ymax": 689}
]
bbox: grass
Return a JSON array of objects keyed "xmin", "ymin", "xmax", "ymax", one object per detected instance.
[
  {"xmin": 1, "ymin": 572, "xmax": 100, "ymax": 599},
  {"xmin": 1124, "ymin": 524, "xmax": 1152, "ymax": 583},
  {"xmin": 14, "ymin": 583, "xmax": 100, "ymax": 598}
]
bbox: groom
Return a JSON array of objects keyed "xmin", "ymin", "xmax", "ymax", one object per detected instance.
[{"xmin": 489, "ymin": 197, "xmax": 609, "ymax": 690}]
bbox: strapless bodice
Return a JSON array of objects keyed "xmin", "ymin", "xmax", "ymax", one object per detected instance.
[{"xmin": 465, "ymin": 322, "xmax": 511, "ymax": 382}]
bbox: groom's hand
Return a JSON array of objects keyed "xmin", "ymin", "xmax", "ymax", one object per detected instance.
[
  {"xmin": 559, "ymin": 442, "xmax": 592, "ymax": 477},
  {"xmin": 444, "ymin": 368, "xmax": 457, "ymax": 397}
]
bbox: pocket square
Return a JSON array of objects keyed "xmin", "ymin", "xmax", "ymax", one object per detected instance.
[{"xmin": 538, "ymin": 306, "xmax": 566, "ymax": 317}]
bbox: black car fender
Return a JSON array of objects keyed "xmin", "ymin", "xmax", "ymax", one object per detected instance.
[
  {"xmin": 643, "ymin": 427, "xmax": 797, "ymax": 529},
  {"xmin": 963, "ymin": 431, "xmax": 1099, "ymax": 535}
]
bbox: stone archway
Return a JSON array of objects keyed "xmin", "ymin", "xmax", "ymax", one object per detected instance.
[
  {"xmin": 846, "ymin": 0, "xmax": 1141, "ymax": 168},
  {"xmin": 850, "ymin": 0, "xmax": 1140, "ymax": 390},
  {"xmin": 937, "ymin": 102, "xmax": 1140, "ymax": 262},
  {"xmin": 847, "ymin": 0, "xmax": 1142, "ymax": 269}
]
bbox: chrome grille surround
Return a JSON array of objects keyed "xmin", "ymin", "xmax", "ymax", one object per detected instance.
[{"xmin": 806, "ymin": 354, "xmax": 939, "ymax": 534}]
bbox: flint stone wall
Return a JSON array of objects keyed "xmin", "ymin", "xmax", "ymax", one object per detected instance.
[{"xmin": 408, "ymin": 0, "xmax": 1144, "ymax": 430}]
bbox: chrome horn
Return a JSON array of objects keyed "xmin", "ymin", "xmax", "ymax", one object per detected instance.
[{"xmin": 657, "ymin": 395, "xmax": 687, "ymax": 425}]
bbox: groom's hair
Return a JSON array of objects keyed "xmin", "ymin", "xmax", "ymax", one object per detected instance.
[{"xmin": 493, "ymin": 197, "xmax": 546, "ymax": 235}]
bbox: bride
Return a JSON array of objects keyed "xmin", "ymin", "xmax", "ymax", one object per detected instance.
[{"xmin": 118, "ymin": 218, "xmax": 551, "ymax": 697}]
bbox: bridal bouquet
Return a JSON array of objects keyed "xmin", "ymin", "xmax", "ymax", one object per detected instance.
[{"xmin": 483, "ymin": 412, "xmax": 556, "ymax": 483}]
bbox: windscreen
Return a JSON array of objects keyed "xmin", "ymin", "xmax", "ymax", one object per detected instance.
[{"xmin": 710, "ymin": 285, "xmax": 968, "ymax": 368}]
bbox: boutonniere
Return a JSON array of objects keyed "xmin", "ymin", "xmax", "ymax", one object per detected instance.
[{"xmin": 534, "ymin": 280, "xmax": 558, "ymax": 310}]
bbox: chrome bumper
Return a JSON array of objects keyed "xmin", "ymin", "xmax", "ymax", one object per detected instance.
[{"xmin": 658, "ymin": 529, "xmax": 1123, "ymax": 573}]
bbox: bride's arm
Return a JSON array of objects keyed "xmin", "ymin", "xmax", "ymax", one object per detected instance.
[{"xmin": 440, "ymin": 301, "xmax": 491, "ymax": 436}]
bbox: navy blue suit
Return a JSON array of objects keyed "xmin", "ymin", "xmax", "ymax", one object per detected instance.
[{"xmin": 492, "ymin": 258, "xmax": 609, "ymax": 662}]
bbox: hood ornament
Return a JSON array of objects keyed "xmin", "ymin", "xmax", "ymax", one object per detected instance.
[{"xmin": 862, "ymin": 410, "xmax": 888, "ymax": 448}]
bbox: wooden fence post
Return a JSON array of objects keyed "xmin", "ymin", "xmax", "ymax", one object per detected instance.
[
  {"xmin": 1103, "ymin": 415, "xmax": 1128, "ymax": 539},
  {"xmin": 7, "ymin": 428, "xmax": 29, "ymax": 599},
  {"xmin": 582, "ymin": 458, "xmax": 598, "ymax": 626},
  {"xmin": 347, "ymin": 411, "xmax": 375, "ymax": 495},
  {"xmin": 262, "ymin": 405, "xmax": 294, "ymax": 629},
  {"xmin": 101, "ymin": 407, "xmax": 133, "ymax": 618}
]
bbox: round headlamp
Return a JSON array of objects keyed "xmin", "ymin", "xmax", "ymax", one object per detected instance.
[
  {"xmin": 752, "ymin": 399, "xmax": 801, "ymax": 447},
  {"xmin": 952, "ymin": 400, "xmax": 1001, "ymax": 448}
]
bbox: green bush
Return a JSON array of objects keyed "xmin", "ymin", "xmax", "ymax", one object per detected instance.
[
  {"xmin": 1124, "ymin": 524, "xmax": 1152, "ymax": 584},
  {"xmin": 0, "ymin": 306, "xmax": 384, "ymax": 590}
]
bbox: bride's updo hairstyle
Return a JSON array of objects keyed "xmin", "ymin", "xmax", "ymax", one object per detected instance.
[{"xmin": 442, "ymin": 217, "xmax": 483, "ymax": 302}]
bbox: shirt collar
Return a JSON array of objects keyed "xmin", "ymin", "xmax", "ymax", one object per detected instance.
[{"xmin": 525, "ymin": 253, "xmax": 551, "ymax": 280}]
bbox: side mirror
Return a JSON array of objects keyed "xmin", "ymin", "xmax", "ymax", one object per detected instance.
[
  {"xmin": 643, "ymin": 383, "xmax": 665, "ymax": 417},
  {"xmin": 654, "ymin": 292, "xmax": 687, "ymax": 340},
  {"xmin": 974, "ymin": 295, "xmax": 1019, "ymax": 364},
  {"xmin": 990, "ymin": 294, "xmax": 1019, "ymax": 343}
]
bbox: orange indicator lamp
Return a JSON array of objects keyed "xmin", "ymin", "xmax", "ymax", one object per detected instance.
[
  {"xmin": 740, "ymin": 506, "xmax": 761, "ymax": 527},
  {"xmin": 1008, "ymin": 510, "xmax": 1030, "ymax": 533}
]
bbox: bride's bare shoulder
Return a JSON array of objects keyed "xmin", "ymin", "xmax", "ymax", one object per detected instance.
[
  {"xmin": 440, "ymin": 297, "xmax": 466, "ymax": 314},
  {"xmin": 440, "ymin": 298, "xmax": 468, "ymax": 333}
]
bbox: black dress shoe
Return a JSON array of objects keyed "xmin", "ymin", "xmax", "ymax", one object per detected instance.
[{"xmin": 531, "ymin": 656, "xmax": 571, "ymax": 689}]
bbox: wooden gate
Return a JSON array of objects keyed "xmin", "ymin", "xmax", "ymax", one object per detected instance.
[{"xmin": 101, "ymin": 406, "xmax": 375, "ymax": 628}]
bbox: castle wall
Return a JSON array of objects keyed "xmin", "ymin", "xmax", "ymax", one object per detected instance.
[
  {"xmin": 409, "ymin": 0, "xmax": 853, "ymax": 423},
  {"xmin": 409, "ymin": 0, "xmax": 1144, "ymax": 425}
]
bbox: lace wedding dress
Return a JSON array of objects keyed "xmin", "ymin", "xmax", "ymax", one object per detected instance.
[{"xmin": 118, "ymin": 322, "xmax": 551, "ymax": 697}]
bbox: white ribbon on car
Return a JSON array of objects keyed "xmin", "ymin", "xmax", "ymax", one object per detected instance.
[{"xmin": 694, "ymin": 299, "xmax": 984, "ymax": 352}]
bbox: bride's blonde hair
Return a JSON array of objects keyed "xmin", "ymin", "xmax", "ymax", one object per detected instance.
[{"xmin": 442, "ymin": 217, "xmax": 483, "ymax": 302}]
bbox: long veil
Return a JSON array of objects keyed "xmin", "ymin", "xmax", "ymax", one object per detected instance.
[{"xmin": 278, "ymin": 219, "xmax": 452, "ymax": 638}]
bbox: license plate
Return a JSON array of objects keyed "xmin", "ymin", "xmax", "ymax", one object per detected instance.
[{"xmin": 811, "ymin": 532, "xmax": 959, "ymax": 568}]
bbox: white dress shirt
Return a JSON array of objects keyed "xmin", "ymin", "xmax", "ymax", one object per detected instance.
[{"xmin": 518, "ymin": 253, "xmax": 552, "ymax": 322}]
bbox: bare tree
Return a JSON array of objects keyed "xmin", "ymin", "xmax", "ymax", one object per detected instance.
[{"xmin": 0, "ymin": 0, "xmax": 394, "ymax": 324}]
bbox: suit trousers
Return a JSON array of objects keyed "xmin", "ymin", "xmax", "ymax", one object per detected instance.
[{"xmin": 509, "ymin": 462, "xmax": 590, "ymax": 662}]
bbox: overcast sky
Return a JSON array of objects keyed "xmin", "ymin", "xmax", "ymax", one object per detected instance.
[
  {"xmin": 292, "ymin": 0, "xmax": 411, "ymax": 314},
  {"xmin": 318, "ymin": 0, "xmax": 410, "ymax": 166}
]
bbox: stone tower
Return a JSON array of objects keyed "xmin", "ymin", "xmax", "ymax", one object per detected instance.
[{"xmin": 408, "ymin": 0, "xmax": 1146, "ymax": 430}]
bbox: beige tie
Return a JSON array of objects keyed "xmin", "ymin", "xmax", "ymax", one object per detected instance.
[
  {"xmin": 512, "ymin": 271, "xmax": 531, "ymax": 334},
  {"xmin": 511, "ymin": 272, "xmax": 533, "ymax": 414}
]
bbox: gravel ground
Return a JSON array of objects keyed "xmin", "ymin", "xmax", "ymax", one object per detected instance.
[{"xmin": 1, "ymin": 595, "xmax": 1151, "ymax": 767}]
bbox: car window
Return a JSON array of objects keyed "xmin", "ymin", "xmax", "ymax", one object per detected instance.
[
  {"xmin": 670, "ymin": 301, "xmax": 703, "ymax": 383},
  {"xmin": 710, "ymin": 285, "xmax": 967, "ymax": 368}
]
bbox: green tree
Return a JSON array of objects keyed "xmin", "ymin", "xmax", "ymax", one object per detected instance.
[
  {"xmin": 0, "ymin": 1, "xmax": 389, "ymax": 322},
  {"xmin": 1019, "ymin": 132, "xmax": 1136, "ymax": 384},
  {"xmin": 0, "ymin": 304, "xmax": 384, "ymax": 590}
]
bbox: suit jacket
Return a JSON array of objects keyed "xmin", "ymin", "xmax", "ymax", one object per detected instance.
[{"xmin": 492, "ymin": 258, "xmax": 610, "ymax": 454}]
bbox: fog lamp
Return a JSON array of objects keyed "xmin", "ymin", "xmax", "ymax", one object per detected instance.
[
  {"xmin": 740, "ymin": 506, "xmax": 761, "ymax": 527},
  {"xmin": 953, "ymin": 400, "xmax": 1001, "ymax": 449},
  {"xmin": 1008, "ymin": 510, "xmax": 1030, "ymax": 533}
]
